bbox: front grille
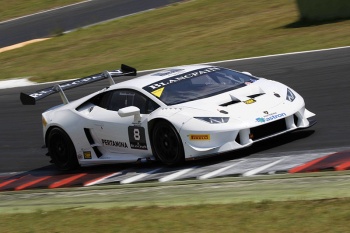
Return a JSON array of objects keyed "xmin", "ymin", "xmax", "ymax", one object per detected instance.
[{"xmin": 250, "ymin": 118, "xmax": 287, "ymax": 141}]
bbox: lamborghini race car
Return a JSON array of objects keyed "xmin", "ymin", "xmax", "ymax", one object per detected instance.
[{"xmin": 20, "ymin": 64, "xmax": 316, "ymax": 170}]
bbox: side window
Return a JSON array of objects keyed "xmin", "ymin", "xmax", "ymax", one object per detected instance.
[
  {"xmin": 99, "ymin": 92, "xmax": 113, "ymax": 109},
  {"xmin": 107, "ymin": 90, "xmax": 159, "ymax": 114},
  {"xmin": 108, "ymin": 90, "xmax": 135, "ymax": 111},
  {"xmin": 89, "ymin": 91, "xmax": 113, "ymax": 109}
]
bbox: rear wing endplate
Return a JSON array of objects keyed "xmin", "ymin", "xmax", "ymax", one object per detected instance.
[{"xmin": 20, "ymin": 64, "xmax": 136, "ymax": 105}]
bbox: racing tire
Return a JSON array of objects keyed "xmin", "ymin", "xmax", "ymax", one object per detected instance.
[
  {"xmin": 151, "ymin": 121, "xmax": 185, "ymax": 166},
  {"xmin": 47, "ymin": 128, "xmax": 79, "ymax": 171}
]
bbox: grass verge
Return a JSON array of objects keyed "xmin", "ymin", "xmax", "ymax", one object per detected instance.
[
  {"xmin": 1, "ymin": 199, "xmax": 350, "ymax": 233},
  {"xmin": 1, "ymin": 0, "xmax": 350, "ymax": 82},
  {"xmin": 0, "ymin": 0, "xmax": 83, "ymax": 22}
]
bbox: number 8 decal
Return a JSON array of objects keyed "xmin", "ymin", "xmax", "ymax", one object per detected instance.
[
  {"xmin": 134, "ymin": 128, "xmax": 140, "ymax": 141},
  {"xmin": 128, "ymin": 126, "xmax": 148, "ymax": 150}
]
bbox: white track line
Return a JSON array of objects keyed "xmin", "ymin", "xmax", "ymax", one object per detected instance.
[
  {"xmin": 203, "ymin": 46, "xmax": 350, "ymax": 65},
  {"xmin": 198, "ymin": 160, "xmax": 245, "ymax": 180},
  {"xmin": 84, "ymin": 171, "xmax": 122, "ymax": 187},
  {"xmin": 242, "ymin": 158, "xmax": 285, "ymax": 177},
  {"xmin": 120, "ymin": 168, "xmax": 162, "ymax": 184},
  {"xmin": 159, "ymin": 167, "xmax": 198, "ymax": 182},
  {"xmin": 0, "ymin": 1, "xmax": 92, "ymax": 24}
]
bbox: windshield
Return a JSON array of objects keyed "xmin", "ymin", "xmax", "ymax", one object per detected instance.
[{"xmin": 143, "ymin": 67, "xmax": 258, "ymax": 105}]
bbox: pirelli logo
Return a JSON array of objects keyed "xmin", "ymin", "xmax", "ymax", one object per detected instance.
[{"xmin": 189, "ymin": 134, "xmax": 210, "ymax": 140}]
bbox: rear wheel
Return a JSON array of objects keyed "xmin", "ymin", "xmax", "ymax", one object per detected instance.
[
  {"xmin": 48, "ymin": 128, "xmax": 79, "ymax": 171},
  {"xmin": 151, "ymin": 121, "xmax": 185, "ymax": 165}
]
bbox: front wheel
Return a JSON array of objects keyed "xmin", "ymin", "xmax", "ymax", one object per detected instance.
[
  {"xmin": 151, "ymin": 121, "xmax": 185, "ymax": 165},
  {"xmin": 47, "ymin": 128, "xmax": 79, "ymax": 171}
]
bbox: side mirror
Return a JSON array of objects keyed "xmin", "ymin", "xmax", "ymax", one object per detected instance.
[{"xmin": 118, "ymin": 106, "xmax": 141, "ymax": 123}]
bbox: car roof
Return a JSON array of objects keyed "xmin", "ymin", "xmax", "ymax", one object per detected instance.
[{"xmin": 109, "ymin": 64, "xmax": 214, "ymax": 90}]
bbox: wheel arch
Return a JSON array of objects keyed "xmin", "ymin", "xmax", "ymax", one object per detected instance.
[
  {"xmin": 45, "ymin": 125, "xmax": 68, "ymax": 147},
  {"xmin": 148, "ymin": 118, "xmax": 179, "ymax": 141}
]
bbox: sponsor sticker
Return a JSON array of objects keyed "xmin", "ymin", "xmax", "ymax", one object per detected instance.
[
  {"xmin": 151, "ymin": 87, "xmax": 165, "ymax": 98},
  {"xmin": 101, "ymin": 139, "xmax": 128, "ymax": 148},
  {"xmin": 144, "ymin": 67, "xmax": 222, "ymax": 91},
  {"xmin": 128, "ymin": 126, "xmax": 148, "ymax": 150},
  {"xmin": 256, "ymin": 118, "xmax": 265, "ymax": 123},
  {"xmin": 243, "ymin": 99, "xmax": 256, "ymax": 104},
  {"xmin": 83, "ymin": 151, "xmax": 92, "ymax": 159},
  {"xmin": 189, "ymin": 134, "xmax": 210, "ymax": 140},
  {"xmin": 255, "ymin": 112, "xmax": 286, "ymax": 123}
]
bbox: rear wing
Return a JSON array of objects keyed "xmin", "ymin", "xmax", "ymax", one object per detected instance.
[{"xmin": 20, "ymin": 64, "xmax": 136, "ymax": 105}]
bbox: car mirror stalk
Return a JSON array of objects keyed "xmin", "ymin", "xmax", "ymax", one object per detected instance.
[{"xmin": 118, "ymin": 106, "xmax": 141, "ymax": 124}]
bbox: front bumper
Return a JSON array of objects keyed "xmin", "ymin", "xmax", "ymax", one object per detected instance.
[{"xmin": 179, "ymin": 107, "xmax": 316, "ymax": 160}]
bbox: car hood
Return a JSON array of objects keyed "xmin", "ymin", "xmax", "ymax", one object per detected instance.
[{"xmin": 171, "ymin": 79, "xmax": 303, "ymax": 123}]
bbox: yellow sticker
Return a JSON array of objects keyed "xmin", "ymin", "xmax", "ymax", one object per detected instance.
[
  {"xmin": 189, "ymin": 134, "xmax": 210, "ymax": 140},
  {"xmin": 42, "ymin": 116, "xmax": 47, "ymax": 127},
  {"xmin": 83, "ymin": 151, "xmax": 92, "ymax": 159},
  {"xmin": 243, "ymin": 99, "xmax": 256, "ymax": 104},
  {"xmin": 151, "ymin": 87, "xmax": 164, "ymax": 98}
]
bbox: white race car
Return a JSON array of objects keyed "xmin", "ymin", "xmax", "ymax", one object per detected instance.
[{"xmin": 21, "ymin": 64, "xmax": 316, "ymax": 170}]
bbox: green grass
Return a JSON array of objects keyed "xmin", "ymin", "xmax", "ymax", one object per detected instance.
[
  {"xmin": 0, "ymin": 0, "xmax": 83, "ymax": 22},
  {"xmin": 1, "ymin": 0, "xmax": 350, "ymax": 83},
  {"xmin": 1, "ymin": 199, "xmax": 350, "ymax": 233}
]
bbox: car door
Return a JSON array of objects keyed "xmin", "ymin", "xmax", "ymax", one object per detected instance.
[{"xmin": 88, "ymin": 89, "xmax": 159, "ymax": 157}]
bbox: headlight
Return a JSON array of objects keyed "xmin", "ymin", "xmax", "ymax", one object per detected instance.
[
  {"xmin": 194, "ymin": 117, "xmax": 229, "ymax": 124},
  {"xmin": 286, "ymin": 88, "xmax": 296, "ymax": 102}
]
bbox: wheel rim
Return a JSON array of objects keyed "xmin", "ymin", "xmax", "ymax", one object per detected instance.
[
  {"xmin": 50, "ymin": 133, "xmax": 69, "ymax": 164},
  {"xmin": 153, "ymin": 124, "xmax": 181, "ymax": 163}
]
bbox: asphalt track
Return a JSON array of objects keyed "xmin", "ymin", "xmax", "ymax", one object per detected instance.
[
  {"xmin": 0, "ymin": 0, "xmax": 183, "ymax": 48},
  {"xmin": 1, "ymin": 46, "xmax": 350, "ymax": 178},
  {"xmin": 1, "ymin": 1, "xmax": 350, "ymax": 186}
]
